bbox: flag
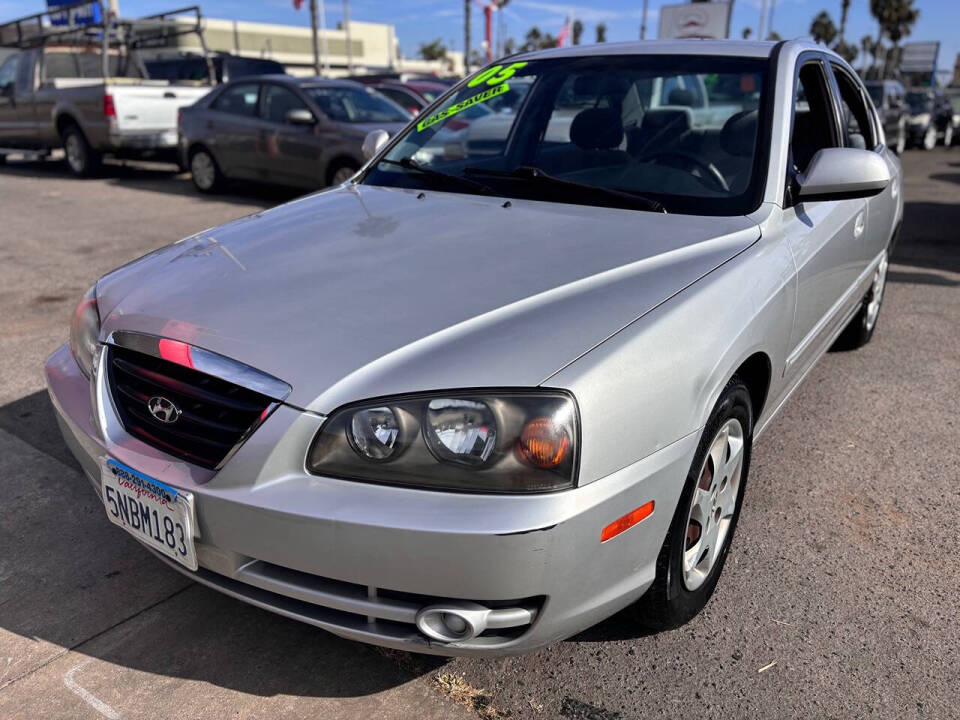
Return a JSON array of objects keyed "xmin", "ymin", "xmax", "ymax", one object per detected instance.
[{"xmin": 557, "ymin": 16, "xmax": 570, "ymax": 47}]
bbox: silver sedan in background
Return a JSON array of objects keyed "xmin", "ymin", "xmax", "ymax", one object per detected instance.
[
  {"xmin": 48, "ymin": 39, "xmax": 901, "ymax": 656},
  {"xmin": 177, "ymin": 76, "xmax": 411, "ymax": 192}
]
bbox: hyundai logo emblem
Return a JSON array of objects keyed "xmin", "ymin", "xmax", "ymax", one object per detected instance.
[{"xmin": 147, "ymin": 396, "xmax": 181, "ymax": 424}]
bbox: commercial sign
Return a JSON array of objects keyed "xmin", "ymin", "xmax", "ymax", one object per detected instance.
[
  {"xmin": 47, "ymin": 0, "xmax": 102, "ymax": 27},
  {"xmin": 658, "ymin": 2, "xmax": 732, "ymax": 40},
  {"xmin": 899, "ymin": 42, "xmax": 939, "ymax": 74}
]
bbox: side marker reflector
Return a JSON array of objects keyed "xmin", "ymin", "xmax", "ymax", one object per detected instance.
[{"xmin": 601, "ymin": 501, "xmax": 654, "ymax": 543}]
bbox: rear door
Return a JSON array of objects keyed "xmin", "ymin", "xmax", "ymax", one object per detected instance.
[
  {"xmin": 782, "ymin": 54, "xmax": 868, "ymax": 378},
  {"xmin": 257, "ymin": 82, "xmax": 322, "ymax": 187},
  {"xmin": 205, "ymin": 81, "xmax": 262, "ymax": 180},
  {"xmin": 0, "ymin": 53, "xmax": 21, "ymax": 144}
]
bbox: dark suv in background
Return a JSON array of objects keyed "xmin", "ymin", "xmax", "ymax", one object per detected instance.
[
  {"xmin": 145, "ymin": 53, "xmax": 286, "ymax": 84},
  {"xmin": 865, "ymin": 80, "xmax": 907, "ymax": 154},
  {"xmin": 905, "ymin": 87, "xmax": 958, "ymax": 150}
]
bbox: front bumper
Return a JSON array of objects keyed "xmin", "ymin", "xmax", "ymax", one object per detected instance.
[{"xmin": 45, "ymin": 342, "xmax": 695, "ymax": 656}]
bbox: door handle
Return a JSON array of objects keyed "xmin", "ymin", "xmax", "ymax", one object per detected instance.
[{"xmin": 854, "ymin": 212, "xmax": 865, "ymax": 238}]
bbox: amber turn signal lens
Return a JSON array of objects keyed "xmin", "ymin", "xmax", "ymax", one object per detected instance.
[
  {"xmin": 600, "ymin": 501, "xmax": 655, "ymax": 543},
  {"xmin": 517, "ymin": 416, "xmax": 571, "ymax": 469}
]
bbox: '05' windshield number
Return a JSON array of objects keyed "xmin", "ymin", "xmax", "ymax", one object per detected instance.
[{"xmin": 468, "ymin": 61, "xmax": 528, "ymax": 88}]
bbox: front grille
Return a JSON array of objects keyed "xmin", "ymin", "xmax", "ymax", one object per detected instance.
[{"xmin": 106, "ymin": 345, "xmax": 273, "ymax": 469}]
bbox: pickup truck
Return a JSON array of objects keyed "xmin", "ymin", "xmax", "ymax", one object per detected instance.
[{"xmin": 0, "ymin": 4, "xmax": 214, "ymax": 175}]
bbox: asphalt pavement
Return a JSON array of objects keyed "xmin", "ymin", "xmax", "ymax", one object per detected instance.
[{"xmin": 0, "ymin": 150, "xmax": 957, "ymax": 719}]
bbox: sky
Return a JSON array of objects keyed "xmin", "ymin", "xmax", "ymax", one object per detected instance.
[{"xmin": 8, "ymin": 0, "xmax": 956, "ymax": 75}]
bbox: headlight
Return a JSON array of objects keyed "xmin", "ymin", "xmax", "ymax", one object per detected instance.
[
  {"xmin": 910, "ymin": 113, "xmax": 931, "ymax": 126},
  {"xmin": 69, "ymin": 285, "xmax": 100, "ymax": 378},
  {"xmin": 308, "ymin": 390, "xmax": 579, "ymax": 493}
]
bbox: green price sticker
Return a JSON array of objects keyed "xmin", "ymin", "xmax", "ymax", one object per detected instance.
[
  {"xmin": 467, "ymin": 61, "xmax": 529, "ymax": 88},
  {"xmin": 417, "ymin": 82, "xmax": 510, "ymax": 132}
]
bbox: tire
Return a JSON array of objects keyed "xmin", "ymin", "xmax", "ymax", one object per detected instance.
[
  {"xmin": 922, "ymin": 125, "xmax": 937, "ymax": 151},
  {"xmin": 189, "ymin": 147, "xmax": 222, "ymax": 193},
  {"xmin": 634, "ymin": 376, "xmax": 753, "ymax": 630},
  {"xmin": 327, "ymin": 158, "xmax": 359, "ymax": 186},
  {"xmin": 944, "ymin": 124, "xmax": 954, "ymax": 147},
  {"xmin": 61, "ymin": 124, "xmax": 101, "ymax": 177},
  {"xmin": 831, "ymin": 249, "xmax": 889, "ymax": 351},
  {"xmin": 894, "ymin": 123, "xmax": 906, "ymax": 155}
]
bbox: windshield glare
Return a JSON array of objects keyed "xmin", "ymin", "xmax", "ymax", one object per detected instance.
[
  {"xmin": 362, "ymin": 55, "xmax": 768, "ymax": 215},
  {"xmin": 305, "ymin": 86, "xmax": 411, "ymax": 123}
]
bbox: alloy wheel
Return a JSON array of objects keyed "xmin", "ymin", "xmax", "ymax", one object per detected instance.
[
  {"xmin": 65, "ymin": 133, "xmax": 85, "ymax": 174},
  {"xmin": 923, "ymin": 126, "xmax": 937, "ymax": 150},
  {"xmin": 864, "ymin": 251, "xmax": 889, "ymax": 332},
  {"xmin": 682, "ymin": 418, "xmax": 745, "ymax": 591},
  {"xmin": 332, "ymin": 166, "xmax": 356, "ymax": 185},
  {"xmin": 191, "ymin": 151, "xmax": 216, "ymax": 190}
]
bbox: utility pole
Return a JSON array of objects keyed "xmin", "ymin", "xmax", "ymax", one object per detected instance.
[
  {"xmin": 464, "ymin": 0, "xmax": 471, "ymax": 73},
  {"xmin": 757, "ymin": 0, "xmax": 768, "ymax": 41},
  {"xmin": 310, "ymin": 0, "xmax": 320, "ymax": 75},
  {"xmin": 343, "ymin": 0, "xmax": 352, "ymax": 72},
  {"xmin": 640, "ymin": 0, "xmax": 648, "ymax": 39},
  {"xmin": 319, "ymin": 0, "xmax": 328, "ymax": 73},
  {"xmin": 767, "ymin": 0, "xmax": 776, "ymax": 41}
]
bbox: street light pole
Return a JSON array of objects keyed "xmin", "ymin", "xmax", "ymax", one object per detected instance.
[
  {"xmin": 310, "ymin": 0, "xmax": 320, "ymax": 75},
  {"xmin": 464, "ymin": 0, "xmax": 471, "ymax": 73},
  {"xmin": 343, "ymin": 0, "xmax": 352, "ymax": 73}
]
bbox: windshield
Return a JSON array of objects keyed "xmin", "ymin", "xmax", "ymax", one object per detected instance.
[
  {"xmin": 866, "ymin": 85, "xmax": 883, "ymax": 107},
  {"xmin": 906, "ymin": 91, "xmax": 932, "ymax": 113},
  {"xmin": 362, "ymin": 55, "xmax": 769, "ymax": 215},
  {"xmin": 305, "ymin": 86, "xmax": 411, "ymax": 123}
]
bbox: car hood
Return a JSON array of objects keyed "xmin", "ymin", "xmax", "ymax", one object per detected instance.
[{"xmin": 97, "ymin": 185, "xmax": 760, "ymax": 413}]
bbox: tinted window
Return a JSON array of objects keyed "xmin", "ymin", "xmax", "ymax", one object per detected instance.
[
  {"xmin": 365, "ymin": 55, "xmax": 770, "ymax": 216},
  {"xmin": 831, "ymin": 65, "xmax": 875, "ymax": 149},
  {"xmin": 43, "ymin": 51, "xmax": 140, "ymax": 80},
  {"xmin": 378, "ymin": 87, "xmax": 424, "ymax": 111},
  {"xmin": 262, "ymin": 84, "xmax": 309, "ymax": 123},
  {"xmin": 791, "ymin": 62, "xmax": 838, "ymax": 173},
  {"xmin": 0, "ymin": 55, "xmax": 18, "ymax": 89},
  {"xmin": 304, "ymin": 86, "xmax": 411, "ymax": 123},
  {"xmin": 145, "ymin": 58, "xmax": 210, "ymax": 82},
  {"xmin": 213, "ymin": 83, "xmax": 260, "ymax": 117}
]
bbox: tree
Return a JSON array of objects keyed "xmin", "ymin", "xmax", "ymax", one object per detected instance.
[
  {"xmin": 839, "ymin": 0, "xmax": 852, "ymax": 42},
  {"xmin": 572, "ymin": 19, "xmax": 584, "ymax": 45},
  {"xmin": 860, "ymin": 34, "xmax": 875, "ymax": 71},
  {"xmin": 418, "ymin": 39, "xmax": 447, "ymax": 61},
  {"xmin": 503, "ymin": 37, "xmax": 517, "ymax": 55},
  {"xmin": 834, "ymin": 39, "xmax": 858, "ymax": 63},
  {"xmin": 810, "ymin": 11, "xmax": 838, "ymax": 46},
  {"xmin": 520, "ymin": 26, "xmax": 558, "ymax": 52},
  {"xmin": 596, "ymin": 22, "xmax": 607, "ymax": 43},
  {"xmin": 741, "ymin": 27, "xmax": 752, "ymax": 39},
  {"xmin": 870, "ymin": 0, "xmax": 920, "ymax": 77},
  {"xmin": 767, "ymin": 31, "xmax": 782, "ymax": 41}
]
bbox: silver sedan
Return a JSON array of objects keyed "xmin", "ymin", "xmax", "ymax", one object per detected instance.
[{"xmin": 47, "ymin": 39, "xmax": 902, "ymax": 656}]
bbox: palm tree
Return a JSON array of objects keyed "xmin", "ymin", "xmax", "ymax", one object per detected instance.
[
  {"xmin": 596, "ymin": 23, "xmax": 607, "ymax": 43},
  {"xmin": 810, "ymin": 11, "xmax": 838, "ymax": 46},
  {"xmin": 742, "ymin": 27, "xmax": 753, "ymax": 40},
  {"xmin": 860, "ymin": 34, "xmax": 875, "ymax": 72},
  {"xmin": 839, "ymin": 0, "xmax": 852, "ymax": 43},
  {"xmin": 870, "ymin": 0, "xmax": 920, "ymax": 76},
  {"xmin": 572, "ymin": 19, "xmax": 583, "ymax": 45}
]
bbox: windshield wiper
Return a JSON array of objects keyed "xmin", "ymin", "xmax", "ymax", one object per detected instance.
[
  {"xmin": 464, "ymin": 165, "xmax": 666, "ymax": 213},
  {"xmin": 379, "ymin": 157, "xmax": 494, "ymax": 196}
]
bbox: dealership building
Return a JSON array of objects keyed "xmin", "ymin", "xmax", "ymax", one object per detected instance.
[{"xmin": 151, "ymin": 15, "xmax": 464, "ymax": 77}]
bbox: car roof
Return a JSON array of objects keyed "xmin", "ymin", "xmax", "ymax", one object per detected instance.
[
  {"xmin": 509, "ymin": 39, "xmax": 780, "ymax": 62},
  {"xmin": 225, "ymin": 74, "xmax": 367, "ymax": 89}
]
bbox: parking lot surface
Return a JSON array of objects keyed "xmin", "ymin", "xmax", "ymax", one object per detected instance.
[{"xmin": 0, "ymin": 151, "xmax": 957, "ymax": 719}]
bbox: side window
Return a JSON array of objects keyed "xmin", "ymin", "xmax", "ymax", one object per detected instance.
[
  {"xmin": 213, "ymin": 83, "xmax": 261, "ymax": 117},
  {"xmin": 831, "ymin": 65, "xmax": 876, "ymax": 150},
  {"xmin": 791, "ymin": 61, "xmax": 838, "ymax": 174},
  {"xmin": 262, "ymin": 84, "xmax": 310, "ymax": 124},
  {"xmin": 0, "ymin": 55, "xmax": 19, "ymax": 90}
]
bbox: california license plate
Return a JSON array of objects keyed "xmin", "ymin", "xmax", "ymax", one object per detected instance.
[{"xmin": 100, "ymin": 458, "xmax": 198, "ymax": 571}]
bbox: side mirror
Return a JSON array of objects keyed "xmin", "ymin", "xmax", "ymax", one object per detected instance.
[
  {"xmin": 361, "ymin": 129, "xmax": 390, "ymax": 160},
  {"xmin": 797, "ymin": 148, "xmax": 890, "ymax": 202},
  {"xmin": 285, "ymin": 108, "xmax": 315, "ymax": 125}
]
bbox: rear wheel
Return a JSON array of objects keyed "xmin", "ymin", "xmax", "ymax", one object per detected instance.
[
  {"xmin": 944, "ymin": 124, "xmax": 954, "ymax": 147},
  {"xmin": 634, "ymin": 377, "xmax": 752, "ymax": 630},
  {"xmin": 62, "ymin": 125, "xmax": 101, "ymax": 177},
  {"xmin": 189, "ymin": 147, "xmax": 222, "ymax": 193},
  {"xmin": 893, "ymin": 123, "xmax": 906, "ymax": 155},
  {"xmin": 831, "ymin": 249, "xmax": 889, "ymax": 351},
  {"xmin": 327, "ymin": 158, "xmax": 359, "ymax": 186}
]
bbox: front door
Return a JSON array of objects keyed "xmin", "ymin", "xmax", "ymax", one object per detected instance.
[
  {"xmin": 206, "ymin": 82, "xmax": 263, "ymax": 180},
  {"xmin": 0, "ymin": 54, "xmax": 21, "ymax": 145},
  {"xmin": 257, "ymin": 83, "xmax": 322, "ymax": 188},
  {"xmin": 782, "ymin": 57, "xmax": 867, "ymax": 378}
]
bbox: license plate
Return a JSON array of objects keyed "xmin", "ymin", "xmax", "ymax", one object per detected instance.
[{"xmin": 100, "ymin": 458, "xmax": 197, "ymax": 571}]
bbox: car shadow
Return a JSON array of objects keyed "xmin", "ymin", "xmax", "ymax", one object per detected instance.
[
  {"xmin": 892, "ymin": 200, "xmax": 960, "ymax": 275},
  {"xmin": 0, "ymin": 156, "xmax": 308, "ymax": 208},
  {"xmin": 0, "ymin": 390, "xmax": 449, "ymax": 699}
]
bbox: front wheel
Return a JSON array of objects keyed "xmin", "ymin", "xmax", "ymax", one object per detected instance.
[
  {"xmin": 894, "ymin": 123, "xmax": 906, "ymax": 155},
  {"xmin": 327, "ymin": 158, "xmax": 359, "ymax": 186},
  {"xmin": 922, "ymin": 125, "xmax": 937, "ymax": 151},
  {"xmin": 634, "ymin": 377, "xmax": 752, "ymax": 630},
  {"xmin": 831, "ymin": 250, "xmax": 889, "ymax": 351},
  {"xmin": 62, "ymin": 125, "xmax": 101, "ymax": 177}
]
